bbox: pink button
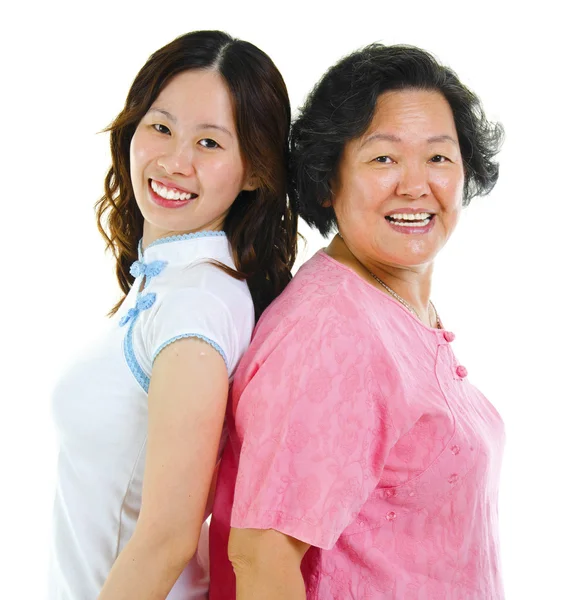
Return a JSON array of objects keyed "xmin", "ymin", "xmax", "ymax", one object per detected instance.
[
  {"xmin": 386, "ymin": 511, "xmax": 397, "ymax": 521},
  {"xmin": 456, "ymin": 365, "xmax": 468, "ymax": 378},
  {"xmin": 444, "ymin": 331, "xmax": 456, "ymax": 342}
]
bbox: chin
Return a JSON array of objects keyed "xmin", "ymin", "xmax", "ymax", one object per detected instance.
[
  {"xmin": 381, "ymin": 248, "xmax": 438, "ymax": 268},
  {"xmin": 142, "ymin": 204, "xmax": 185, "ymax": 228}
]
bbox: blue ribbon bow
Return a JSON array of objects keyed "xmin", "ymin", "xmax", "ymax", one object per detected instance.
[
  {"xmin": 130, "ymin": 259, "xmax": 167, "ymax": 281},
  {"xmin": 119, "ymin": 292, "xmax": 157, "ymax": 327}
]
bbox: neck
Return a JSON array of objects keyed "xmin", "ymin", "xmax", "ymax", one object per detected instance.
[{"xmin": 328, "ymin": 233, "xmax": 435, "ymax": 319}]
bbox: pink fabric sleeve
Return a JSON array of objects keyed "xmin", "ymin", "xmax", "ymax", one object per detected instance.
[{"xmin": 230, "ymin": 313, "xmax": 402, "ymax": 549}]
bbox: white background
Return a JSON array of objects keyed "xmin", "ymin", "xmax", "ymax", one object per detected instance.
[{"xmin": 1, "ymin": 1, "xmax": 586, "ymax": 597}]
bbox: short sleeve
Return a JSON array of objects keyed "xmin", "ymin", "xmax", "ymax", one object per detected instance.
[
  {"xmin": 230, "ymin": 310, "xmax": 402, "ymax": 549},
  {"xmin": 143, "ymin": 288, "xmax": 242, "ymax": 376}
]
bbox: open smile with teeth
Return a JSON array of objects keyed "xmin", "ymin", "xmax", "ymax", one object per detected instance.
[
  {"xmin": 385, "ymin": 212, "xmax": 434, "ymax": 227},
  {"xmin": 150, "ymin": 179, "xmax": 197, "ymax": 201}
]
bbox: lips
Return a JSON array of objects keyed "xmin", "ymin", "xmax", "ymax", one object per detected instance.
[
  {"xmin": 385, "ymin": 212, "xmax": 433, "ymax": 225},
  {"xmin": 148, "ymin": 179, "xmax": 197, "ymax": 209},
  {"xmin": 149, "ymin": 178, "xmax": 198, "ymax": 201},
  {"xmin": 385, "ymin": 213, "xmax": 436, "ymax": 234}
]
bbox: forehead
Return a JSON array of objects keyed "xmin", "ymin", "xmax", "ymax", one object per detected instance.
[
  {"xmin": 149, "ymin": 69, "xmax": 236, "ymax": 129},
  {"xmin": 363, "ymin": 89, "xmax": 457, "ymax": 140}
]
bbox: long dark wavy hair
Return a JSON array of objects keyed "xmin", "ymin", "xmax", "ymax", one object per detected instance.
[{"xmin": 96, "ymin": 30, "xmax": 297, "ymax": 319}]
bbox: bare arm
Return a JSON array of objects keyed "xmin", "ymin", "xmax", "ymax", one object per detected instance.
[
  {"xmin": 229, "ymin": 527, "xmax": 311, "ymax": 600},
  {"xmin": 98, "ymin": 338, "xmax": 229, "ymax": 600}
]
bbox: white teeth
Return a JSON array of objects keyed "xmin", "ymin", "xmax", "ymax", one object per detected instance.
[
  {"xmin": 387, "ymin": 212, "xmax": 432, "ymax": 222},
  {"xmin": 150, "ymin": 179, "xmax": 195, "ymax": 201},
  {"xmin": 392, "ymin": 218, "xmax": 431, "ymax": 227},
  {"xmin": 386, "ymin": 216, "xmax": 432, "ymax": 227}
]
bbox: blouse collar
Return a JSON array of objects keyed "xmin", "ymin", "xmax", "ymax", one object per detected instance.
[{"xmin": 138, "ymin": 230, "xmax": 229, "ymax": 266}]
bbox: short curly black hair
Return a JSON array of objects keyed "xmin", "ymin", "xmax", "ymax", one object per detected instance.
[{"xmin": 289, "ymin": 44, "xmax": 505, "ymax": 236}]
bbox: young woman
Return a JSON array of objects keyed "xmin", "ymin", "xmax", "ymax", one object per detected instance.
[{"xmin": 49, "ymin": 30, "xmax": 296, "ymax": 600}]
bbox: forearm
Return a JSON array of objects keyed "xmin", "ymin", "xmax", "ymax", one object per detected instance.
[
  {"xmin": 98, "ymin": 531, "xmax": 194, "ymax": 600},
  {"xmin": 229, "ymin": 528, "xmax": 309, "ymax": 600},
  {"xmin": 234, "ymin": 561, "xmax": 307, "ymax": 600}
]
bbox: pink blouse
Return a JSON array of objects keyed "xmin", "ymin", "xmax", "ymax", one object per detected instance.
[{"xmin": 210, "ymin": 251, "xmax": 505, "ymax": 599}]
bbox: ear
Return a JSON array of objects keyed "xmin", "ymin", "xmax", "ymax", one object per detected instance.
[
  {"xmin": 322, "ymin": 186, "xmax": 334, "ymax": 208},
  {"xmin": 324, "ymin": 178, "xmax": 338, "ymax": 208},
  {"xmin": 242, "ymin": 173, "xmax": 260, "ymax": 192}
]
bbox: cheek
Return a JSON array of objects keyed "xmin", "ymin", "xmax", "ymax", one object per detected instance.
[
  {"xmin": 373, "ymin": 170, "xmax": 400, "ymax": 198},
  {"xmin": 130, "ymin": 131, "xmax": 157, "ymax": 176},
  {"xmin": 205, "ymin": 154, "xmax": 246, "ymax": 189},
  {"xmin": 431, "ymin": 171, "xmax": 464, "ymax": 212},
  {"xmin": 446, "ymin": 204, "xmax": 462, "ymax": 231},
  {"xmin": 336, "ymin": 168, "xmax": 397, "ymax": 214},
  {"xmin": 438, "ymin": 197, "xmax": 462, "ymax": 242}
]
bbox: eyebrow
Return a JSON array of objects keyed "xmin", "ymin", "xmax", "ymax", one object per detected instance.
[
  {"xmin": 360, "ymin": 133, "xmax": 458, "ymax": 147},
  {"xmin": 146, "ymin": 108, "xmax": 233, "ymax": 137},
  {"xmin": 427, "ymin": 134, "xmax": 458, "ymax": 145}
]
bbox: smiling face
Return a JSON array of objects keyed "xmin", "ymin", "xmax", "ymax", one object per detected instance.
[
  {"xmin": 332, "ymin": 89, "xmax": 465, "ymax": 272},
  {"xmin": 130, "ymin": 69, "xmax": 255, "ymax": 245}
]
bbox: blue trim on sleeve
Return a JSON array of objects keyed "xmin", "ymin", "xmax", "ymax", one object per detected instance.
[{"xmin": 152, "ymin": 334, "xmax": 229, "ymax": 369}]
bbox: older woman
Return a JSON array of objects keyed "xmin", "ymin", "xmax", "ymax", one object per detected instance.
[{"xmin": 210, "ymin": 44, "xmax": 505, "ymax": 600}]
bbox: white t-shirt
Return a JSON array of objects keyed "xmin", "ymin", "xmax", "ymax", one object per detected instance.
[{"xmin": 49, "ymin": 232, "xmax": 255, "ymax": 600}]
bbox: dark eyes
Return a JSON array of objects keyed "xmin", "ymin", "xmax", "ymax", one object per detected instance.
[
  {"xmin": 152, "ymin": 123, "xmax": 171, "ymax": 135},
  {"xmin": 198, "ymin": 138, "xmax": 220, "ymax": 149},
  {"xmin": 151, "ymin": 125, "xmax": 220, "ymax": 149},
  {"xmin": 372, "ymin": 155, "xmax": 451, "ymax": 164}
]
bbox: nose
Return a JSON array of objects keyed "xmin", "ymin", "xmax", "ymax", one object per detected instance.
[
  {"xmin": 156, "ymin": 140, "xmax": 195, "ymax": 177},
  {"xmin": 395, "ymin": 162, "xmax": 431, "ymax": 199}
]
